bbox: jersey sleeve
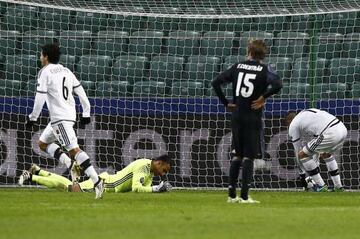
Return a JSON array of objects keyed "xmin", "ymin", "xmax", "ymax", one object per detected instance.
[
  {"xmin": 29, "ymin": 70, "xmax": 48, "ymax": 121},
  {"xmin": 289, "ymin": 121, "xmax": 302, "ymax": 156},
  {"xmin": 263, "ymin": 65, "xmax": 282, "ymax": 98},
  {"xmin": 72, "ymin": 73, "xmax": 91, "ymax": 118},
  {"xmin": 131, "ymin": 164, "xmax": 153, "ymax": 193},
  {"xmin": 211, "ymin": 64, "xmax": 237, "ymax": 106}
]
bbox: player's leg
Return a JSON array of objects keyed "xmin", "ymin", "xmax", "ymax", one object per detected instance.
[
  {"xmin": 299, "ymin": 156, "xmax": 326, "ymax": 191},
  {"xmin": 54, "ymin": 122, "xmax": 104, "ymax": 199},
  {"xmin": 322, "ymin": 153, "xmax": 343, "ymax": 190}
]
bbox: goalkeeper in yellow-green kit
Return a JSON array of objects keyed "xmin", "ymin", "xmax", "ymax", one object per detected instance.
[{"xmin": 18, "ymin": 155, "xmax": 172, "ymax": 193}]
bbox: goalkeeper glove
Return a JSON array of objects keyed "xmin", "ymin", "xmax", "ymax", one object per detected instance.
[
  {"xmin": 80, "ymin": 116, "xmax": 91, "ymax": 125},
  {"xmin": 25, "ymin": 116, "xmax": 37, "ymax": 129},
  {"xmin": 152, "ymin": 181, "xmax": 172, "ymax": 193}
]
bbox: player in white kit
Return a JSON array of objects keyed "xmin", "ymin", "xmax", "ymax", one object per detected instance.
[
  {"xmin": 23, "ymin": 44, "xmax": 104, "ymax": 199},
  {"xmin": 285, "ymin": 109, "xmax": 347, "ymax": 192}
]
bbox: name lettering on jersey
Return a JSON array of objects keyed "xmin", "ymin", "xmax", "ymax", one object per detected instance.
[
  {"xmin": 237, "ymin": 64, "xmax": 263, "ymax": 72},
  {"xmin": 49, "ymin": 67, "xmax": 67, "ymax": 74}
]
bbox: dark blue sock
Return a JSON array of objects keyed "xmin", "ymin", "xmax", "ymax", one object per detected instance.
[
  {"xmin": 228, "ymin": 158, "xmax": 242, "ymax": 198},
  {"xmin": 241, "ymin": 158, "xmax": 254, "ymax": 200}
]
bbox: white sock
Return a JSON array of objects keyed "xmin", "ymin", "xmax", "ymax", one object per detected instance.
[
  {"xmin": 46, "ymin": 143, "xmax": 71, "ymax": 168},
  {"xmin": 75, "ymin": 151, "xmax": 99, "ymax": 184},
  {"xmin": 324, "ymin": 156, "xmax": 342, "ymax": 188},
  {"xmin": 302, "ymin": 158, "xmax": 325, "ymax": 186},
  {"xmin": 85, "ymin": 166, "xmax": 99, "ymax": 184}
]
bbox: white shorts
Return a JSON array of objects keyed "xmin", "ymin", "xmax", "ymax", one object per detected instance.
[
  {"xmin": 39, "ymin": 121, "xmax": 79, "ymax": 151},
  {"xmin": 305, "ymin": 121, "xmax": 348, "ymax": 155}
]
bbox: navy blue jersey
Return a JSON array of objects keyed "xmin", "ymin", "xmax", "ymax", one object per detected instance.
[{"xmin": 212, "ymin": 60, "xmax": 282, "ymax": 114}]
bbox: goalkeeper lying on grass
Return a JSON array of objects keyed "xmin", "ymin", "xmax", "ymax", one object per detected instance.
[{"xmin": 18, "ymin": 155, "xmax": 172, "ymax": 193}]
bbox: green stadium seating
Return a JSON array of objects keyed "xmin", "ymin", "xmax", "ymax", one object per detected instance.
[
  {"xmin": 73, "ymin": 11, "xmax": 108, "ymax": 32},
  {"xmin": 22, "ymin": 30, "xmax": 57, "ymax": 55},
  {"xmin": 132, "ymin": 81, "xmax": 167, "ymax": 97},
  {"xmin": 112, "ymin": 55, "xmax": 149, "ymax": 84},
  {"xmin": 147, "ymin": 7, "xmax": 182, "ymax": 32},
  {"xmin": 108, "ymin": 7, "xmax": 146, "ymax": 32},
  {"xmin": 343, "ymin": 33, "xmax": 360, "ymax": 58},
  {"xmin": 289, "ymin": 14, "xmax": 312, "ymax": 32},
  {"xmin": 322, "ymin": 12, "xmax": 359, "ymax": 34},
  {"xmin": 239, "ymin": 31, "xmax": 274, "ymax": 56},
  {"xmin": 76, "ymin": 55, "xmax": 112, "ymax": 82},
  {"xmin": 315, "ymin": 33, "xmax": 343, "ymax": 59},
  {"xmin": 252, "ymin": 8, "xmax": 290, "ymax": 33},
  {"xmin": 0, "ymin": 30, "xmax": 20, "ymax": 55},
  {"xmin": 201, "ymin": 31, "xmax": 235, "ymax": 57},
  {"xmin": 58, "ymin": 31, "xmax": 92, "ymax": 56},
  {"xmin": 208, "ymin": 83, "xmax": 232, "ymax": 98},
  {"xmin": 80, "ymin": 81, "xmax": 96, "ymax": 97},
  {"xmin": 4, "ymin": 5, "xmax": 38, "ymax": 32},
  {"xmin": 96, "ymin": 81, "xmax": 131, "ymax": 97},
  {"xmin": 24, "ymin": 79, "xmax": 37, "ymax": 96},
  {"xmin": 263, "ymin": 57, "xmax": 292, "ymax": 82},
  {"xmin": 129, "ymin": 31, "xmax": 163, "ymax": 56},
  {"xmin": 150, "ymin": 55, "xmax": 185, "ymax": 85},
  {"xmin": 0, "ymin": 79, "xmax": 22, "ymax": 96},
  {"xmin": 275, "ymin": 32, "xmax": 309, "ymax": 58},
  {"xmin": 180, "ymin": 8, "xmax": 218, "ymax": 32},
  {"xmin": 223, "ymin": 55, "xmax": 247, "ymax": 70},
  {"xmin": 329, "ymin": 58, "xmax": 360, "ymax": 84},
  {"xmin": 278, "ymin": 83, "xmax": 310, "ymax": 99},
  {"xmin": 171, "ymin": 81, "xmax": 205, "ymax": 97},
  {"xmin": 351, "ymin": 83, "xmax": 360, "ymax": 98},
  {"xmin": 6, "ymin": 55, "xmax": 38, "ymax": 82},
  {"xmin": 167, "ymin": 30, "xmax": 200, "ymax": 56},
  {"xmin": 94, "ymin": 31, "xmax": 129, "ymax": 57},
  {"xmin": 218, "ymin": 8, "xmax": 252, "ymax": 32},
  {"xmin": 314, "ymin": 83, "xmax": 347, "ymax": 99},
  {"xmin": 39, "ymin": 8, "xmax": 73, "ymax": 31},
  {"xmin": 185, "ymin": 56, "xmax": 220, "ymax": 84},
  {"xmin": 292, "ymin": 58, "xmax": 328, "ymax": 84},
  {"xmin": 59, "ymin": 55, "xmax": 77, "ymax": 72}
]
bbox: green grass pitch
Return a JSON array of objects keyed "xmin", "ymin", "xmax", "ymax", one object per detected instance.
[{"xmin": 1, "ymin": 189, "xmax": 360, "ymax": 239}]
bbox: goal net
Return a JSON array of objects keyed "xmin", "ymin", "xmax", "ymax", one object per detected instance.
[{"xmin": 0, "ymin": 0, "xmax": 359, "ymax": 189}]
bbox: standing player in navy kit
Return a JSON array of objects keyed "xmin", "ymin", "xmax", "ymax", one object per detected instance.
[{"xmin": 212, "ymin": 40, "xmax": 282, "ymax": 203}]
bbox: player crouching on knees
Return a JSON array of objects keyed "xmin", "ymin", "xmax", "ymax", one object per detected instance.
[
  {"xmin": 18, "ymin": 155, "xmax": 173, "ymax": 194},
  {"xmin": 285, "ymin": 109, "xmax": 347, "ymax": 192}
]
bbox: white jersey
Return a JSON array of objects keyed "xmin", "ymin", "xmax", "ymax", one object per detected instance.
[
  {"xmin": 289, "ymin": 108, "xmax": 347, "ymax": 156},
  {"xmin": 29, "ymin": 63, "xmax": 90, "ymax": 124}
]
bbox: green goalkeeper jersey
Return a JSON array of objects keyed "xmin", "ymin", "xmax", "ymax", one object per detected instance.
[{"xmin": 80, "ymin": 158, "xmax": 154, "ymax": 193}]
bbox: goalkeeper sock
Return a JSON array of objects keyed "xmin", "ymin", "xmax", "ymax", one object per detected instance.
[
  {"xmin": 240, "ymin": 158, "xmax": 254, "ymax": 200},
  {"xmin": 32, "ymin": 174, "xmax": 71, "ymax": 191},
  {"xmin": 46, "ymin": 143, "xmax": 72, "ymax": 168},
  {"xmin": 302, "ymin": 158, "xmax": 325, "ymax": 186},
  {"xmin": 228, "ymin": 157, "xmax": 242, "ymax": 198},
  {"xmin": 324, "ymin": 156, "xmax": 342, "ymax": 188},
  {"xmin": 75, "ymin": 151, "xmax": 99, "ymax": 184}
]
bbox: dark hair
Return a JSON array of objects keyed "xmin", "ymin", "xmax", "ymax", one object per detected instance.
[
  {"xmin": 247, "ymin": 39, "xmax": 268, "ymax": 61},
  {"xmin": 153, "ymin": 155, "xmax": 171, "ymax": 165},
  {"xmin": 41, "ymin": 43, "xmax": 61, "ymax": 64},
  {"xmin": 284, "ymin": 111, "xmax": 298, "ymax": 126}
]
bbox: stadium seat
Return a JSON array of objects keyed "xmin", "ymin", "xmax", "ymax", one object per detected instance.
[
  {"xmin": 24, "ymin": 79, "xmax": 37, "ymax": 96},
  {"xmin": 289, "ymin": 14, "xmax": 313, "ymax": 32},
  {"xmin": 185, "ymin": 56, "xmax": 220, "ymax": 84},
  {"xmin": 4, "ymin": 5, "xmax": 38, "ymax": 32},
  {"xmin": 129, "ymin": 31, "xmax": 163, "ymax": 56},
  {"xmin": 208, "ymin": 83, "xmax": 232, "ymax": 98},
  {"xmin": 292, "ymin": 58, "xmax": 328, "ymax": 84},
  {"xmin": 180, "ymin": 7, "xmax": 218, "ymax": 32},
  {"xmin": 94, "ymin": 31, "xmax": 129, "ymax": 57},
  {"xmin": 278, "ymin": 83, "xmax": 310, "ymax": 99},
  {"xmin": 239, "ymin": 31, "xmax": 274, "ymax": 56},
  {"xmin": 112, "ymin": 55, "xmax": 149, "ymax": 84},
  {"xmin": 147, "ymin": 7, "xmax": 183, "ymax": 32},
  {"xmin": 171, "ymin": 81, "xmax": 205, "ymax": 97},
  {"xmin": 322, "ymin": 12, "xmax": 359, "ymax": 34},
  {"xmin": 314, "ymin": 83, "xmax": 347, "ymax": 99},
  {"xmin": 22, "ymin": 30, "xmax": 57, "ymax": 55},
  {"xmin": 80, "ymin": 81, "xmax": 96, "ymax": 97},
  {"xmin": 315, "ymin": 33, "xmax": 343, "ymax": 59},
  {"xmin": 58, "ymin": 31, "xmax": 92, "ymax": 56},
  {"xmin": 149, "ymin": 55, "xmax": 185, "ymax": 86},
  {"xmin": 329, "ymin": 58, "xmax": 360, "ymax": 84},
  {"xmin": 73, "ymin": 11, "xmax": 108, "ymax": 32},
  {"xmin": 218, "ymin": 8, "xmax": 252, "ymax": 32},
  {"xmin": 5, "ymin": 55, "xmax": 38, "ymax": 82},
  {"xmin": 167, "ymin": 30, "xmax": 200, "ymax": 56},
  {"xmin": 0, "ymin": 30, "xmax": 20, "ymax": 55},
  {"xmin": 39, "ymin": 8, "xmax": 74, "ymax": 31},
  {"xmin": 343, "ymin": 33, "xmax": 360, "ymax": 58},
  {"xmin": 223, "ymin": 55, "xmax": 247, "ymax": 70},
  {"xmin": 96, "ymin": 81, "xmax": 131, "ymax": 97},
  {"xmin": 351, "ymin": 83, "xmax": 360, "ymax": 98},
  {"xmin": 262, "ymin": 57, "xmax": 292, "ymax": 82},
  {"xmin": 59, "ymin": 55, "xmax": 77, "ymax": 72},
  {"xmin": 108, "ymin": 7, "xmax": 146, "ymax": 32},
  {"xmin": 132, "ymin": 81, "xmax": 167, "ymax": 97},
  {"xmin": 275, "ymin": 32, "xmax": 309, "ymax": 58},
  {"xmin": 0, "ymin": 79, "xmax": 22, "ymax": 96},
  {"xmin": 252, "ymin": 8, "xmax": 290, "ymax": 33},
  {"xmin": 201, "ymin": 31, "xmax": 235, "ymax": 57},
  {"xmin": 76, "ymin": 55, "xmax": 112, "ymax": 82}
]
